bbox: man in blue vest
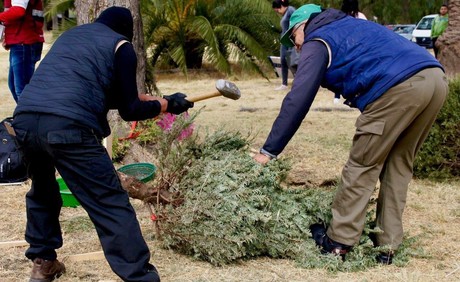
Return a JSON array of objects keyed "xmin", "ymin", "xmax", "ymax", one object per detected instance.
[
  {"xmin": 13, "ymin": 6, "xmax": 193, "ymax": 281},
  {"xmin": 253, "ymin": 4, "xmax": 447, "ymax": 264}
]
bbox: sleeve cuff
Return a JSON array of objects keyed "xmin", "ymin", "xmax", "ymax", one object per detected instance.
[{"xmin": 259, "ymin": 148, "xmax": 277, "ymax": 160}]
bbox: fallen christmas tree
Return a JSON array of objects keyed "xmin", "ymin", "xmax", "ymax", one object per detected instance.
[{"xmin": 117, "ymin": 112, "xmax": 419, "ymax": 271}]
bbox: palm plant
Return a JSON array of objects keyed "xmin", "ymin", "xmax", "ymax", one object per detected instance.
[
  {"xmin": 43, "ymin": 0, "xmax": 76, "ymax": 33},
  {"xmin": 142, "ymin": 0, "xmax": 280, "ymax": 78}
]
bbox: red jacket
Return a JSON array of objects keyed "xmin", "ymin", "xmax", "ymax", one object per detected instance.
[{"xmin": 0, "ymin": 0, "xmax": 44, "ymax": 45}]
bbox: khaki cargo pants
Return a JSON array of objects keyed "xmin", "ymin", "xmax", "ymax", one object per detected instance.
[{"xmin": 327, "ymin": 67, "xmax": 448, "ymax": 249}]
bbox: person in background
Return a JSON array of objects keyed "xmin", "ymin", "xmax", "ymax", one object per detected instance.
[
  {"xmin": 431, "ymin": 4, "xmax": 449, "ymax": 59},
  {"xmin": 334, "ymin": 0, "xmax": 367, "ymax": 104},
  {"xmin": 272, "ymin": 0, "xmax": 296, "ymax": 91},
  {"xmin": 0, "ymin": 0, "xmax": 45, "ymax": 103},
  {"xmin": 253, "ymin": 4, "xmax": 447, "ymax": 265},
  {"xmin": 12, "ymin": 6, "xmax": 193, "ymax": 282},
  {"xmin": 341, "ymin": 0, "xmax": 367, "ymax": 20}
]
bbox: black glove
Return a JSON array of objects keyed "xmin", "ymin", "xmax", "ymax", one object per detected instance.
[{"xmin": 163, "ymin": 92, "xmax": 194, "ymax": 115}]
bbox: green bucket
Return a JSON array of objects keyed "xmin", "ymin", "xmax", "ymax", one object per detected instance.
[
  {"xmin": 57, "ymin": 178, "xmax": 80, "ymax": 208},
  {"xmin": 117, "ymin": 163, "xmax": 156, "ymax": 183}
]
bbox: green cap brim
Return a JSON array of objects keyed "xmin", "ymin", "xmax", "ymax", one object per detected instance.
[
  {"xmin": 279, "ymin": 4, "xmax": 322, "ymax": 48},
  {"xmin": 280, "ymin": 26, "xmax": 295, "ymax": 48}
]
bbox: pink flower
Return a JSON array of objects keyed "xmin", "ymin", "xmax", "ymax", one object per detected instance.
[
  {"xmin": 156, "ymin": 113, "xmax": 194, "ymax": 141},
  {"xmin": 156, "ymin": 113, "xmax": 176, "ymax": 131},
  {"xmin": 177, "ymin": 123, "xmax": 195, "ymax": 141}
]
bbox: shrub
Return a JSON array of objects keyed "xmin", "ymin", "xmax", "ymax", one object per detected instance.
[{"xmin": 112, "ymin": 139, "xmax": 131, "ymax": 163}]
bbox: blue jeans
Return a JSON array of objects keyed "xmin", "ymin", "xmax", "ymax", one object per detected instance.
[
  {"xmin": 280, "ymin": 45, "xmax": 289, "ymax": 86},
  {"xmin": 8, "ymin": 42, "xmax": 43, "ymax": 102},
  {"xmin": 280, "ymin": 45, "xmax": 296, "ymax": 86}
]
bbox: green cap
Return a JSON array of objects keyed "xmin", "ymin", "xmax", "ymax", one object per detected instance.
[{"xmin": 280, "ymin": 4, "xmax": 322, "ymax": 47}]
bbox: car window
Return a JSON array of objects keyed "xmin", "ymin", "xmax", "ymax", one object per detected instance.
[
  {"xmin": 416, "ymin": 17, "xmax": 434, "ymax": 30},
  {"xmin": 403, "ymin": 26, "xmax": 415, "ymax": 33},
  {"xmin": 393, "ymin": 26, "xmax": 405, "ymax": 33},
  {"xmin": 393, "ymin": 25, "xmax": 415, "ymax": 34}
]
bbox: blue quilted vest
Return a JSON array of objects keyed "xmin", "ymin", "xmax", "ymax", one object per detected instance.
[
  {"xmin": 14, "ymin": 23, "xmax": 127, "ymax": 137},
  {"xmin": 306, "ymin": 15, "xmax": 443, "ymax": 111}
]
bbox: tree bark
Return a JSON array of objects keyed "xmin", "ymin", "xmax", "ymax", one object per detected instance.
[
  {"xmin": 74, "ymin": 0, "xmax": 146, "ymax": 93},
  {"xmin": 74, "ymin": 0, "xmax": 148, "ymax": 140},
  {"xmin": 118, "ymin": 172, "xmax": 182, "ymax": 206},
  {"xmin": 437, "ymin": 0, "xmax": 460, "ymax": 77}
]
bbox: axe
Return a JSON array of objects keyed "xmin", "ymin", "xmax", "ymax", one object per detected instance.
[{"xmin": 186, "ymin": 79, "xmax": 241, "ymax": 102}]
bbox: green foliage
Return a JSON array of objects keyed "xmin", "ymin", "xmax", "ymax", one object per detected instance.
[
  {"xmin": 146, "ymin": 118, "xmax": 419, "ymax": 271},
  {"xmin": 286, "ymin": 0, "xmax": 445, "ymax": 24},
  {"xmin": 135, "ymin": 119, "xmax": 164, "ymax": 145},
  {"xmin": 44, "ymin": 0, "xmax": 75, "ymax": 22},
  {"xmin": 44, "ymin": 0, "xmax": 449, "ymax": 80},
  {"xmin": 414, "ymin": 77, "xmax": 460, "ymax": 180},
  {"xmin": 44, "ymin": 0, "xmax": 76, "ymax": 35},
  {"xmin": 112, "ymin": 139, "xmax": 131, "ymax": 163},
  {"xmin": 142, "ymin": 0, "xmax": 279, "ymax": 78},
  {"xmin": 142, "ymin": 112, "xmax": 201, "ymax": 192}
]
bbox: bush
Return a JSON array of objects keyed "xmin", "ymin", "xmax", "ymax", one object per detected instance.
[
  {"xmin": 414, "ymin": 77, "xmax": 460, "ymax": 180},
  {"xmin": 153, "ymin": 128, "xmax": 415, "ymax": 270}
]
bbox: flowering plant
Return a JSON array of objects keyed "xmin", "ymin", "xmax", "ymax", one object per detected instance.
[{"xmin": 156, "ymin": 112, "xmax": 194, "ymax": 141}]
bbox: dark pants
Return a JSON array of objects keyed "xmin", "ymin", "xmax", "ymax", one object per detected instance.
[
  {"xmin": 13, "ymin": 113, "xmax": 160, "ymax": 282},
  {"xmin": 432, "ymin": 37, "xmax": 439, "ymax": 59},
  {"xmin": 280, "ymin": 45, "xmax": 289, "ymax": 85}
]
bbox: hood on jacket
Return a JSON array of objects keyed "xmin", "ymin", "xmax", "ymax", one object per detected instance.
[{"xmin": 95, "ymin": 6, "xmax": 133, "ymax": 42}]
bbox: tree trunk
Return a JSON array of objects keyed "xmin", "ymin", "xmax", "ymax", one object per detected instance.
[
  {"xmin": 74, "ymin": 0, "xmax": 146, "ymax": 93},
  {"xmin": 74, "ymin": 0, "xmax": 148, "ymax": 140},
  {"xmin": 118, "ymin": 172, "xmax": 182, "ymax": 206},
  {"xmin": 437, "ymin": 0, "xmax": 460, "ymax": 77}
]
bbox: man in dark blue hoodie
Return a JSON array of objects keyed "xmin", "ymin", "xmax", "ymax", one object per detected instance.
[
  {"xmin": 253, "ymin": 4, "xmax": 447, "ymax": 264},
  {"xmin": 13, "ymin": 6, "xmax": 192, "ymax": 282}
]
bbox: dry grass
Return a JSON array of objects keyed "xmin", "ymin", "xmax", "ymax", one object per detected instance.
[{"xmin": 0, "ymin": 37, "xmax": 459, "ymax": 282}]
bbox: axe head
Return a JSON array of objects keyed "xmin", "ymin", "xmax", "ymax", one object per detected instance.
[{"xmin": 215, "ymin": 79, "xmax": 241, "ymax": 100}]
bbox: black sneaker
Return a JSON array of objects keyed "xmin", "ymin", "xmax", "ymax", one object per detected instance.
[
  {"xmin": 376, "ymin": 251, "xmax": 394, "ymax": 265},
  {"xmin": 368, "ymin": 231, "xmax": 395, "ymax": 265},
  {"xmin": 310, "ymin": 223, "xmax": 352, "ymax": 259},
  {"xmin": 310, "ymin": 223, "xmax": 327, "ymax": 245},
  {"xmin": 146, "ymin": 263, "xmax": 161, "ymax": 282}
]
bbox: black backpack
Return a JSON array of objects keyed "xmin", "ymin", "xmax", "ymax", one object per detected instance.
[{"xmin": 0, "ymin": 117, "xmax": 28, "ymax": 184}]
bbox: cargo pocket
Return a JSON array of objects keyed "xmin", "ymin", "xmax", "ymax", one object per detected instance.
[
  {"xmin": 48, "ymin": 130, "xmax": 82, "ymax": 144},
  {"xmin": 350, "ymin": 115, "xmax": 385, "ymax": 166}
]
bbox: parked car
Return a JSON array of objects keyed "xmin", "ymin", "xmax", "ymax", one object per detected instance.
[
  {"xmin": 392, "ymin": 24, "xmax": 416, "ymax": 40},
  {"xmin": 385, "ymin": 24, "xmax": 395, "ymax": 30},
  {"xmin": 411, "ymin": 14, "xmax": 436, "ymax": 48}
]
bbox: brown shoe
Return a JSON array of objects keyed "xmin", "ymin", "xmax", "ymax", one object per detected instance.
[{"xmin": 30, "ymin": 258, "xmax": 66, "ymax": 282}]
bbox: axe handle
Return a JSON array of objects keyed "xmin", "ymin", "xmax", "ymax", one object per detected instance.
[{"xmin": 186, "ymin": 91, "xmax": 221, "ymax": 102}]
